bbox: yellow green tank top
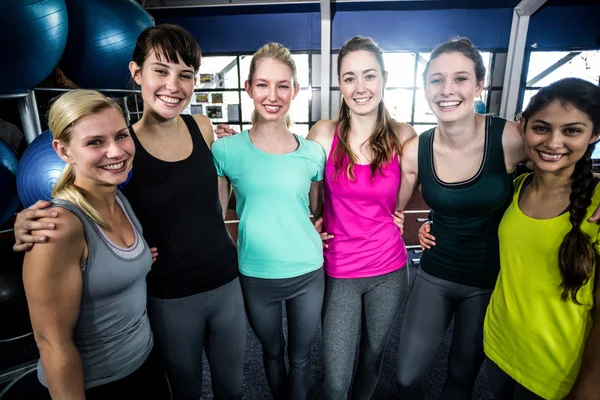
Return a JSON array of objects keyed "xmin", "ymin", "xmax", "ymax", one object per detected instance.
[{"xmin": 484, "ymin": 173, "xmax": 600, "ymax": 399}]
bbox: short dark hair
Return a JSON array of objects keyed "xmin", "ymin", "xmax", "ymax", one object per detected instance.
[{"xmin": 132, "ymin": 24, "xmax": 202, "ymax": 72}]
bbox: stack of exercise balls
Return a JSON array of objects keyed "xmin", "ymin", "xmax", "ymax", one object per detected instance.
[
  {"xmin": 59, "ymin": 0, "xmax": 154, "ymax": 89},
  {"xmin": 0, "ymin": 0, "xmax": 68, "ymax": 93},
  {"xmin": 1, "ymin": 0, "xmax": 152, "ymax": 347}
]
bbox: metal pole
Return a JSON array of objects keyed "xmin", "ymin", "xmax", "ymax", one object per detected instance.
[{"xmin": 17, "ymin": 90, "xmax": 42, "ymax": 143}]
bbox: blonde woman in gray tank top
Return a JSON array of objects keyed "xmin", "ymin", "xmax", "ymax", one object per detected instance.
[{"xmin": 22, "ymin": 90, "xmax": 170, "ymax": 400}]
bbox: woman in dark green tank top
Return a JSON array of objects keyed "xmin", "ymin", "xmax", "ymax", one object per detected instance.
[{"xmin": 395, "ymin": 38, "xmax": 555, "ymax": 400}]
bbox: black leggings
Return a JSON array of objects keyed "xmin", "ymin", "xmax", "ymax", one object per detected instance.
[
  {"xmin": 240, "ymin": 268, "xmax": 324, "ymax": 400},
  {"xmin": 486, "ymin": 358, "xmax": 543, "ymax": 400},
  {"xmin": 396, "ymin": 268, "xmax": 492, "ymax": 399},
  {"xmin": 19, "ymin": 347, "xmax": 170, "ymax": 400}
]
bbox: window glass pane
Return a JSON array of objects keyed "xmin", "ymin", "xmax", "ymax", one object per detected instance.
[
  {"xmin": 196, "ymin": 56, "xmax": 239, "ymax": 89},
  {"xmin": 414, "ymin": 89, "xmax": 437, "ymax": 123},
  {"xmin": 521, "ymin": 89, "xmax": 539, "ymax": 113},
  {"xmin": 383, "ymin": 53, "xmax": 416, "ymax": 87},
  {"xmin": 384, "ymin": 89, "xmax": 413, "ymax": 123},
  {"xmin": 416, "ymin": 51, "xmax": 492, "ymax": 88},
  {"xmin": 291, "ymin": 88, "xmax": 310, "ymax": 123},
  {"xmin": 414, "ymin": 124, "xmax": 436, "ymax": 135},
  {"xmin": 292, "ymin": 54, "xmax": 310, "ymax": 87},
  {"xmin": 239, "ymin": 55, "xmax": 252, "ymax": 84},
  {"xmin": 192, "ymin": 91, "xmax": 239, "ymax": 124},
  {"xmin": 526, "ymin": 51, "xmax": 600, "ymax": 87},
  {"xmin": 416, "ymin": 53, "xmax": 430, "ymax": 88},
  {"xmin": 242, "ymin": 124, "xmax": 252, "ymax": 132},
  {"xmin": 290, "ymin": 123, "xmax": 309, "ymax": 138},
  {"xmin": 241, "ymin": 90, "xmax": 253, "ymax": 123}
]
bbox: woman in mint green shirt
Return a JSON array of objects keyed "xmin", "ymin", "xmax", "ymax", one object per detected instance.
[{"xmin": 212, "ymin": 43, "xmax": 325, "ymax": 400}]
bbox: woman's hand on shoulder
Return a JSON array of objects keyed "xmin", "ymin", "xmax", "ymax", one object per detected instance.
[
  {"xmin": 13, "ymin": 200, "xmax": 58, "ymax": 252},
  {"xmin": 214, "ymin": 124, "xmax": 238, "ymax": 138}
]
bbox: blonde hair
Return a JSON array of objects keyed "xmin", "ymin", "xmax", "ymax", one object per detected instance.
[
  {"xmin": 247, "ymin": 43, "xmax": 299, "ymax": 128},
  {"xmin": 49, "ymin": 89, "xmax": 125, "ymax": 231}
]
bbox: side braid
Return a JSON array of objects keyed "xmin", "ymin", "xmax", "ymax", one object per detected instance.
[{"xmin": 558, "ymin": 145, "xmax": 596, "ymax": 303}]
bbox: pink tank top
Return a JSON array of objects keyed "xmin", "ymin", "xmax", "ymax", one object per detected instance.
[{"xmin": 323, "ymin": 134, "xmax": 408, "ymax": 278}]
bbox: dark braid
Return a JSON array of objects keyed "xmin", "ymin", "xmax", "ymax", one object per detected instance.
[
  {"xmin": 522, "ymin": 78, "xmax": 600, "ymax": 304},
  {"xmin": 558, "ymin": 144, "xmax": 595, "ymax": 303}
]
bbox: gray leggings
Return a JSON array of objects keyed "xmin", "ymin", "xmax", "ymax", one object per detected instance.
[
  {"xmin": 240, "ymin": 268, "xmax": 324, "ymax": 400},
  {"xmin": 147, "ymin": 277, "xmax": 246, "ymax": 400},
  {"xmin": 396, "ymin": 268, "xmax": 493, "ymax": 400},
  {"xmin": 486, "ymin": 358, "xmax": 543, "ymax": 400},
  {"xmin": 322, "ymin": 267, "xmax": 409, "ymax": 400}
]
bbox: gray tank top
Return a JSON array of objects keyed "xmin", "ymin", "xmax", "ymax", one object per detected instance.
[{"xmin": 38, "ymin": 191, "xmax": 153, "ymax": 389}]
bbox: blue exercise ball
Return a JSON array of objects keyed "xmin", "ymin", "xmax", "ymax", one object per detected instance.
[
  {"xmin": 60, "ymin": 0, "xmax": 154, "ymax": 90},
  {"xmin": 0, "ymin": 0, "xmax": 68, "ymax": 93},
  {"xmin": 0, "ymin": 138, "xmax": 20, "ymax": 227},
  {"xmin": 16, "ymin": 130, "xmax": 66, "ymax": 209}
]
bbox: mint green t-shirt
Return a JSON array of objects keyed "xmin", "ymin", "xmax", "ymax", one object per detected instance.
[{"xmin": 212, "ymin": 131, "xmax": 325, "ymax": 279}]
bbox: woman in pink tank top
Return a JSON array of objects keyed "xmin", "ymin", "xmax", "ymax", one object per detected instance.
[{"xmin": 307, "ymin": 36, "xmax": 416, "ymax": 400}]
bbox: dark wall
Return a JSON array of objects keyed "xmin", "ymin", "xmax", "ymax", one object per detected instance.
[
  {"xmin": 527, "ymin": 5, "xmax": 600, "ymax": 49},
  {"xmin": 152, "ymin": 4, "xmax": 600, "ymax": 54}
]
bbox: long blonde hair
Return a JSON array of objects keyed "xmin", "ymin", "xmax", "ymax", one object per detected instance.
[
  {"xmin": 333, "ymin": 36, "xmax": 403, "ymax": 180},
  {"xmin": 49, "ymin": 90, "xmax": 125, "ymax": 231},
  {"xmin": 247, "ymin": 43, "xmax": 299, "ymax": 128}
]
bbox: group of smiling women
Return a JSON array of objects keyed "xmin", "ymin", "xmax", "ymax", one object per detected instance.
[{"xmin": 11, "ymin": 22, "xmax": 600, "ymax": 400}]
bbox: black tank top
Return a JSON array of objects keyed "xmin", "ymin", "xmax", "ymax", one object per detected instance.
[
  {"xmin": 124, "ymin": 114, "xmax": 238, "ymax": 299},
  {"xmin": 418, "ymin": 116, "xmax": 513, "ymax": 289}
]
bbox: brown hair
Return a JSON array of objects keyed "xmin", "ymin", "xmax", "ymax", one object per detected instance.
[
  {"xmin": 247, "ymin": 42, "xmax": 299, "ymax": 127},
  {"xmin": 522, "ymin": 78, "xmax": 600, "ymax": 303},
  {"xmin": 423, "ymin": 37, "xmax": 486, "ymax": 85},
  {"xmin": 132, "ymin": 24, "xmax": 202, "ymax": 73},
  {"xmin": 333, "ymin": 36, "xmax": 402, "ymax": 180}
]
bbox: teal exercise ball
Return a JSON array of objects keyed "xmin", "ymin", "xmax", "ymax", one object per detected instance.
[
  {"xmin": 0, "ymin": 0, "xmax": 68, "ymax": 93},
  {"xmin": 59, "ymin": 0, "xmax": 154, "ymax": 90}
]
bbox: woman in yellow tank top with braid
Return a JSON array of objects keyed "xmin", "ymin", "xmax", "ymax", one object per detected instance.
[{"xmin": 483, "ymin": 78, "xmax": 600, "ymax": 400}]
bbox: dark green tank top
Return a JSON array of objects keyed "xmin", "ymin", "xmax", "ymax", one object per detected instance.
[{"xmin": 418, "ymin": 116, "xmax": 513, "ymax": 289}]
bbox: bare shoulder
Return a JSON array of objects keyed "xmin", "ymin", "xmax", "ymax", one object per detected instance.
[
  {"xmin": 501, "ymin": 118, "xmax": 527, "ymax": 170},
  {"xmin": 307, "ymin": 120, "xmax": 335, "ymax": 155},
  {"xmin": 307, "ymin": 120, "xmax": 335, "ymax": 142},
  {"xmin": 192, "ymin": 114, "xmax": 215, "ymax": 147},
  {"xmin": 401, "ymin": 134, "xmax": 420, "ymax": 171},
  {"xmin": 394, "ymin": 122, "xmax": 417, "ymax": 146}
]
